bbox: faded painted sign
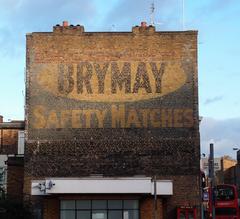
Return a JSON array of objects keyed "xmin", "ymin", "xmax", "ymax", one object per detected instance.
[
  {"xmin": 35, "ymin": 61, "xmax": 186, "ymax": 102},
  {"xmin": 29, "ymin": 61, "xmax": 194, "ymax": 130},
  {"xmin": 32, "ymin": 105, "xmax": 193, "ymax": 129},
  {"xmin": 26, "ymin": 30, "xmax": 198, "ymax": 142}
]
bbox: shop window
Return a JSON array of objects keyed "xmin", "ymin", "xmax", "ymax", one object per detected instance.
[{"xmin": 60, "ymin": 200, "xmax": 139, "ymax": 219}]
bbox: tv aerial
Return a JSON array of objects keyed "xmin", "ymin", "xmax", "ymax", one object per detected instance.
[{"xmin": 150, "ymin": 1, "xmax": 163, "ymax": 27}]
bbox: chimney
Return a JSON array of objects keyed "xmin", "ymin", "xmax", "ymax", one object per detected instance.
[
  {"xmin": 53, "ymin": 22, "xmax": 85, "ymax": 34},
  {"xmin": 63, "ymin": 21, "xmax": 69, "ymax": 27},
  {"xmin": 0, "ymin": 115, "xmax": 3, "ymax": 123},
  {"xmin": 141, "ymin": 21, "xmax": 147, "ymax": 27},
  {"xmin": 132, "ymin": 21, "xmax": 155, "ymax": 34}
]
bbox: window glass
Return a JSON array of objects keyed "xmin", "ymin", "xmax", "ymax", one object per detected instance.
[
  {"xmin": 61, "ymin": 200, "xmax": 75, "ymax": 209},
  {"xmin": 188, "ymin": 212, "xmax": 194, "ymax": 219},
  {"xmin": 123, "ymin": 200, "xmax": 139, "ymax": 209},
  {"xmin": 179, "ymin": 212, "xmax": 186, "ymax": 219},
  {"xmin": 216, "ymin": 186, "xmax": 235, "ymax": 201},
  {"xmin": 215, "ymin": 207, "xmax": 237, "ymax": 215},
  {"xmin": 108, "ymin": 210, "xmax": 122, "ymax": 219},
  {"xmin": 77, "ymin": 210, "xmax": 91, "ymax": 219},
  {"xmin": 60, "ymin": 210, "xmax": 75, "ymax": 219},
  {"xmin": 92, "ymin": 210, "xmax": 107, "ymax": 219},
  {"xmin": 108, "ymin": 200, "xmax": 122, "ymax": 209},
  {"xmin": 92, "ymin": 200, "xmax": 107, "ymax": 209},
  {"xmin": 123, "ymin": 210, "xmax": 139, "ymax": 219},
  {"xmin": 77, "ymin": 200, "xmax": 91, "ymax": 209},
  {"xmin": 60, "ymin": 199, "xmax": 139, "ymax": 219}
]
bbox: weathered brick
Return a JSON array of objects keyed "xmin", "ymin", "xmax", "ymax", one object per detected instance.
[{"xmin": 24, "ymin": 24, "xmax": 200, "ymax": 218}]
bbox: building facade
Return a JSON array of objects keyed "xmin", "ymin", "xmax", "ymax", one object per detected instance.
[
  {"xmin": 0, "ymin": 116, "xmax": 25, "ymax": 201},
  {"xmin": 201, "ymin": 156, "xmax": 238, "ymax": 187},
  {"xmin": 25, "ymin": 22, "xmax": 200, "ymax": 219}
]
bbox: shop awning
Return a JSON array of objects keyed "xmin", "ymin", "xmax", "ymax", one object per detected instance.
[{"xmin": 31, "ymin": 177, "xmax": 173, "ymax": 196}]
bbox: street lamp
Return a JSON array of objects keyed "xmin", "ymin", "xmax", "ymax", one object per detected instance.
[
  {"xmin": 232, "ymin": 148, "xmax": 239, "ymax": 191},
  {"xmin": 209, "ymin": 143, "xmax": 215, "ymax": 219},
  {"xmin": 232, "ymin": 147, "xmax": 239, "ymax": 161}
]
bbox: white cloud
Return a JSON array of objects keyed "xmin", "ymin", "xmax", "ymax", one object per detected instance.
[
  {"xmin": 204, "ymin": 96, "xmax": 223, "ymax": 105},
  {"xmin": 200, "ymin": 117, "xmax": 240, "ymax": 158},
  {"xmin": 0, "ymin": 0, "xmax": 98, "ymax": 58}
]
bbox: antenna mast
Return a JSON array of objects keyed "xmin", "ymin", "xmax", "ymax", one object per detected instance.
[
  {"xmin": 150, "ymin": 1, "xmax": 155, "ymax": 26},
  {"xmin": 150, "ymin": 1, "xmax": 163, "ymax": 28}
]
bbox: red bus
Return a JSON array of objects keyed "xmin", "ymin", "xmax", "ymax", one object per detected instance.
[{"xmin": 205, "ymin": 184, "xmax": 239, "ymax": 219}]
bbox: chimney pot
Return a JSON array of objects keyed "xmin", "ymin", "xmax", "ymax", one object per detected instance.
[
  {"xmin": 0, "ymin": 115, "xmax": 3, "ymax": 123},
  {"xmin": 141, "ymin": 21, "xmax": 147, "ymax": 27},
  {"xmin": 63, "ymin": 21, "xmax": 69, "ymax": 27}
]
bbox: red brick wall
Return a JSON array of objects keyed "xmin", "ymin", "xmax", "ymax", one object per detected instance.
[
  {"xmin": 7, "ymin": 157, "xmax": 24, "ymax": 201},
  {"xmin": 160, "ymin": 175, "xmax": 200, "ymax": 218},
  {"xmin": 140, "ymin": 197, "xmax": 163, "ymax": 219},
  {"xmin": 25, "ymin": 24, "xmax": 200, "ymax": 218},
  {"xmin": 0, "ymin": 129, "xmax": 18, "ymax": 154},
  {"xmin": 43, "ymin": 197, "xmax": 59, "ymax": 219},
  {"xmin": 25, "ymin": 25, "xmax": 199, "ymax": 175}
]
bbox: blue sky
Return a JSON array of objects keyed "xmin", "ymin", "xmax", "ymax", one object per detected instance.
[{"xmin": 0, "ymin": 0, "xmax": 239, "ymax": 157}]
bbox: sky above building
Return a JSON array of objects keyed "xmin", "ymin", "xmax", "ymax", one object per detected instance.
[{"xmin": 0, "ymin": 0, "xmax": 239, "ymax": 157}]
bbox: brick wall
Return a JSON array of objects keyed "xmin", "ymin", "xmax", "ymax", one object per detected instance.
[
  {"xmin": 160, "ymin": 175, "xmax": 200, "ymax": 218},
  {"xmin": 0, "ymin": 116, "xmax": 19, "ymax": 155},
  {"xmin": 0, "ymin": 129, "xmax": 18, "ymax": 154},
  {"xmin": 25, "ymin": 24, "xmax": 200, "ymax": 218},
  {"xmin": 223, "ymin": 166, "xmax": 236, "ymax": 184},
  {"xmin": 6, "ymin": 156, "xmax": 24, "ymax": 201},
  {"xmin": 222, "ymin": 157, "xmax": 236, "ymax": 171},
  {"xmin": 43, "ymin": 197, "xmax": 59, "ymax": 219},
  {"xmin": 25, "ymin": 25, "xmax": 199, "ymax": 175},
  {"xmin": 140, "ymin": 197, "xmax": 163, "ymax": 219}
]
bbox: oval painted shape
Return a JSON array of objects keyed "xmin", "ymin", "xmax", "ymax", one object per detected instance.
[{"xmin": 34, "ymin": 61, "xmax": 187, "ymax": 102}]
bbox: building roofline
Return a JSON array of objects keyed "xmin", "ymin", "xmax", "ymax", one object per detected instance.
[
  {"xmin": 27, "ymin": 30, "xmax": 198, "ymax": 35},
  {"xmin": 0, "ymin": 122, "xmax": 25, "ymax": 130}
]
